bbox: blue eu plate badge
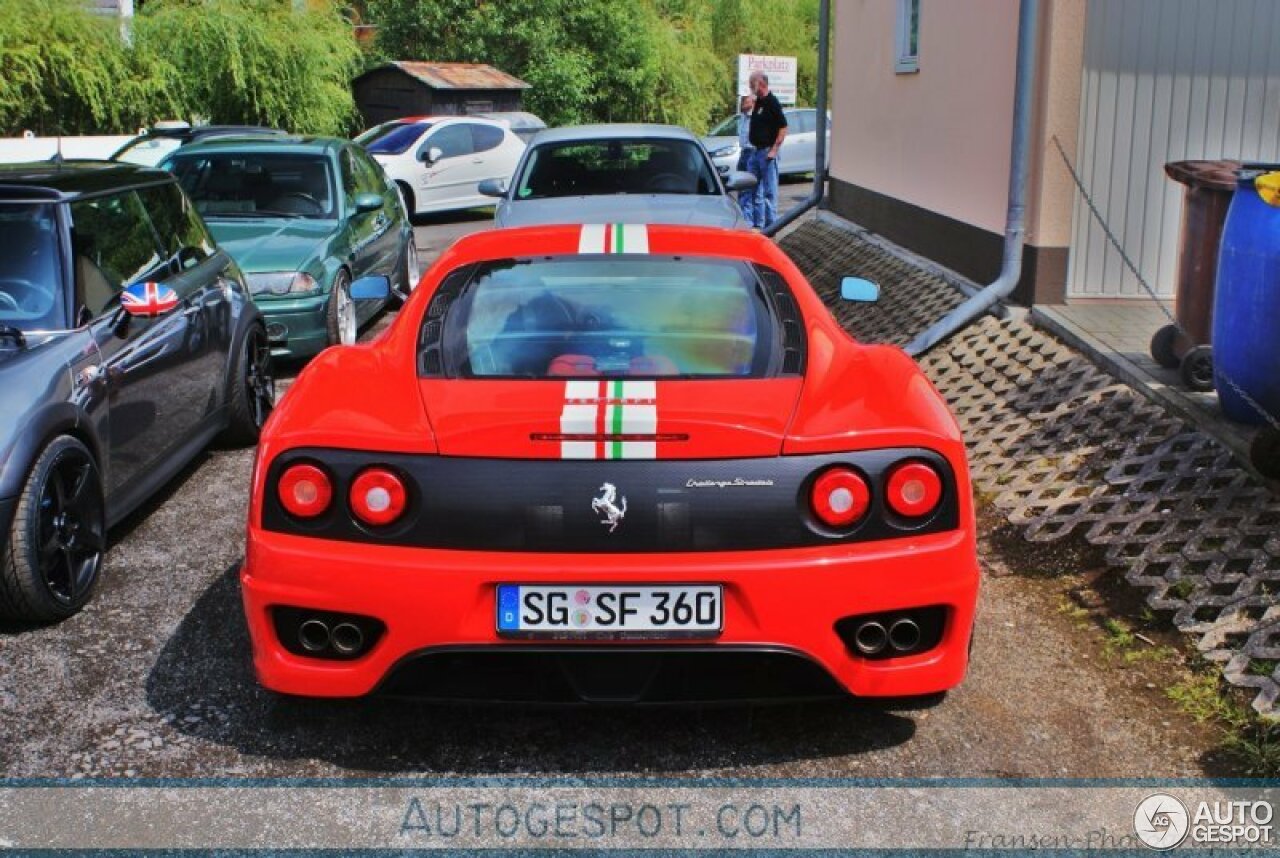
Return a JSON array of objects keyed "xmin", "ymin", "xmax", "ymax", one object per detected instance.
[{"xmin": 497, "ymin": 586, "xmax": 520, "ymax": 631}]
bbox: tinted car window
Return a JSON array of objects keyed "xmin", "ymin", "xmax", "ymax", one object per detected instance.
[
  {"xmin": 339, "ymin": 148, "xmax": 359, "ymax": 207},
  {"xmin": 788, "ymin": 110, "xmax": 814, "ymax": 133},
  {"xmin": 0, "ymin": 203, "xmax": 65, "ymax": 329},
  {"xmin": 363, "ymin": 122, "xmax": 430, "ymax": 155},
  {"xmin": 112, "ymin": 136, "xmax": 183, "ymax": 167},
  {"xmin": 70, "ymin": 191, "xmax": 167, "ymax": 317},
  {"xmin": 168, "ymin": 153, "xmax": 337, "ymax": 219},
  {"xmin": 136, "ymin": 183, "xmax": 215, "ymax": 271},
  {"xmin": 440, "ymin": 257, "xmax": 771, "ymax": 379},
  {"xmin": 471, "ymin": 124, "xmax": 505, "ymax": 153},
  {"xmin": 709, "ymin": 115, "xmax": 739, "ymax": 136},
  {"xmin": 421, "ymin": 124, "xmax": 475, "ymax": 160},
  {"xmin": 351, "ymin": 147, "xmax": 387, "ymax": 196},
  {"xmin": 516, "ymin": 139, "xmax": 721, "ymax": 199}
]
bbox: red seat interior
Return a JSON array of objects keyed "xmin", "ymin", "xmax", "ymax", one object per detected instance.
[{"xmin": 547, "ymin": 354, "xmax": 598, "ymax": 376}]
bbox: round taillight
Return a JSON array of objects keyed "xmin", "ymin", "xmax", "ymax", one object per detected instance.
[
  {"xmin": 278, "ymin": 464, "xmax": 332, "ymax": 519},
  {"xmin": 349, "ymin": 467, "xmax": 408, "ymax": 527},
  {"xmin": 810, "ymin": 467, "xmax": 871, "ymax": 528},
  {"xmin": 886, "ymin": 462, "xmax": 944, "ymax": 518}
]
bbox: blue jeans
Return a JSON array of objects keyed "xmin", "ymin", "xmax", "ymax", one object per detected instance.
[{"xmin": 743, "ymin": 147, "xmax": 779, "ymax": 229}]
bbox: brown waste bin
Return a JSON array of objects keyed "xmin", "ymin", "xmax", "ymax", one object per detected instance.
[{"xmin": 1152, "ymin": 159, "xmax": 1239, "ymax": 391}]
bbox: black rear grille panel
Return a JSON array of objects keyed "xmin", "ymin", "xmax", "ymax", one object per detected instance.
[
  {"xmin": 377, "ymin": 646, "xmax": 846, "ymax": 703},
  {"xmin": 262, "ymin": 448, "xmax": 961, "ymax": 552}
]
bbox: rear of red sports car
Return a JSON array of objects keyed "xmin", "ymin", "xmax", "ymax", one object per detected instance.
[{"xmin": 241, "ymin": 224, "xmax": 979, "ymax": 703}]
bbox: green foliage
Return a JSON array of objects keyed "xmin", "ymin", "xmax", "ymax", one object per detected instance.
[
  {"xmin": 135, "ymin": 0, "xmax": 361, "ymax": 135},
  {"xmin": 0, "ymin": 0, "xmax": 360, "ymax": 136},
  {"xmin": 0, "ymin": 0, "xmax": 180, "ymax": 135},
  {"xmin": 711, "ymin": 0, "xmax": 825, "ymax": 111},
  {"xmin": 365, "ymin": 0, "xmax": 820, "ymax": 133}
]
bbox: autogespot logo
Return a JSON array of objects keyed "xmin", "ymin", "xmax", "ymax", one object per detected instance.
[{"xmin": 1134, "ymin": 793, "xmax": 1190, "ymax": 850}]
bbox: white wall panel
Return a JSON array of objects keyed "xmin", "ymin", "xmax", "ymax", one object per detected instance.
[{"xmin": 1069, "ymin": 0, "xmax": 1280, "ymax": 299}]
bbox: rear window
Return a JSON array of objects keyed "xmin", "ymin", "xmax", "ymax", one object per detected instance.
[
  {"xmin": 515, "ymin": 139, "xmax": 721, "ymax": 199},
  {"xmin": 0, "ymin": 203, "xmax": 64, "ymax": 329},
  {"xmin": 363, "ymin": 122, "xmax": 430, "ymax": 155},
  {"xmin": 438, "ymin": 257, "xmax": 775, "ymax": 379}
]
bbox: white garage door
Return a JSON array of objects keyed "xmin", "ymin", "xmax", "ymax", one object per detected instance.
[{"xmin": 1069, "ymin": 0, "xmax": 1280, "ymax": 299}]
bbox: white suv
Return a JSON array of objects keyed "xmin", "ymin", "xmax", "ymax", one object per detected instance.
[{"xmin": 357, "ymin": 116, "xmax": 525, "ymax": 216}]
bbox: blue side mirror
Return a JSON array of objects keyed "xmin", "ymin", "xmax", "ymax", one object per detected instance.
[
  {"xmin": 349, "ymin": 275, "xmax": 391, "ymax": 301},
  {"xmin": 841, "ymin": 276, "xmax": 880, "ymax": 303}
]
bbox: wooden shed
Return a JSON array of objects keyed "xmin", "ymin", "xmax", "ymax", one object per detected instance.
[{"xmin": 352, "ymin": 62, "xmax": 530, "ymax": 128}]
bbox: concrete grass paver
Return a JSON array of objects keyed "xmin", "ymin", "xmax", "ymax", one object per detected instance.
[{"xmin": 779, "ymin": 217, "xmax": 1280, "ymax": 718}]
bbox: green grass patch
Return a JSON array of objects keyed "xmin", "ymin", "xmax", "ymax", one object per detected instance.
[{"xmin": 1167, "ymin": 668, "xmax": 1280, "ymax": 777}]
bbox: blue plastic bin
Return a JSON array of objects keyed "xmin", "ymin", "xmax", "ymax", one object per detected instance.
[{"xmin": 1212, "ymin": 170, "xmax": 1280, "ymax": 424}]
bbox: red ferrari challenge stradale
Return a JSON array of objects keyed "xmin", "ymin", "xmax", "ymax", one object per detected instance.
[{"xmin": 241, "ymin": 223, "xmax": 980, "ymax": 703}]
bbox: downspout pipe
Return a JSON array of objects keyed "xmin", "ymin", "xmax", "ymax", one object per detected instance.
[
  {"xmin": 763, "ymin": 0, "xmax": 830, "ymax": 237},
  {"xmin": 905, "ymin": 0, "xmax": 1041, "ymax": 356}
]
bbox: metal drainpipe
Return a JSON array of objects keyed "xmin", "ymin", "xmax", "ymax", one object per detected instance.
[
  {"xmin": 763, "ymin": 0, "xmax": 830, "ymax": 237},
  {"xmin": 905, "ymin": 0, "xmax": 1041, "ymax": 357}
]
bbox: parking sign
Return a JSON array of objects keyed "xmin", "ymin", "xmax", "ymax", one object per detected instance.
[{"xmin": 738, "ymin": 54, "xmax": 798, "ymax": 105}]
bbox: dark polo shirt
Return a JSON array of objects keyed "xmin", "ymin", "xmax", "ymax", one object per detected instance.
[{"xmin": 748, "ymin": 91, "xmax": 787, "ymax": 149}]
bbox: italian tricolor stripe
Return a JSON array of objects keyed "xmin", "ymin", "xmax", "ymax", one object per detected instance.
[
  {"xmin": 578, "ymin": 223, "xmax": 650, "ymax": 254},
  {"xmin": 560, "ymin": 380, "xmax": 658, "ymax": 459}
]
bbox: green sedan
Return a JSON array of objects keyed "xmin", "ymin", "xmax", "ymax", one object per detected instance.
[{"xmin": 163, "ymin": 136, "xmax": 417, "ymax": 359}]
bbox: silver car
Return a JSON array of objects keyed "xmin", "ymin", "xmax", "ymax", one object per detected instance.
[
  {"xmin": 481, "ymin": 124, "xmax": 756, "ymax": 229},
  {"xmin": 702, "ymin": 108, "xmax": 831, "ymax": 177}
]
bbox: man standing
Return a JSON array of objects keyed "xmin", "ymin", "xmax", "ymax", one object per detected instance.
[
  {"xmin": 734, "ymin": 94, "xmax": 756, "ymax": 220},
  {"xmin": 745, "ymin": 71, "xmax": 787, "ymax": 230}
]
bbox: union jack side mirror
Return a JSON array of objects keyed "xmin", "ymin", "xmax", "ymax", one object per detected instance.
[{"xmin": 120, "ymin": 281, "xmax": 180, "ymax": 318}]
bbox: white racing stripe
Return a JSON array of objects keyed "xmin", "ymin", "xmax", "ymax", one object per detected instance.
[
  {"xmin": 577, "ymin": 223, "xmax": 650, "ymax": 254},
  {"xmin": 559, "ymin": 380, "xmax": 658, "ymax": 459}
]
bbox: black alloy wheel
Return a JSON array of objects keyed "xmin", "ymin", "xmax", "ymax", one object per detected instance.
[{"xmin": 0, "ymin": 436, "xmax": 105, "ymax": 623}]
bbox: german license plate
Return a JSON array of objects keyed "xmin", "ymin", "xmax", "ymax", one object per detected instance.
[{"xmin": 496, "ymin": 585, "xmax": 722, "ymax": 637}]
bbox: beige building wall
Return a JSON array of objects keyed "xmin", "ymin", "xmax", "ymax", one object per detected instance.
[
  {"xmin": 830, "ymin": 0, "xmax": 1020, "ymax": 234},
  {"xmin": 827, "ymin": 0, "xmax": 1086, "ymax": 304}
]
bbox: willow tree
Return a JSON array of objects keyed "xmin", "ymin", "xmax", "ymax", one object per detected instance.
[
  {"xmin": 134, "ymin": 0, "xmax": 362, "ymax": 135},
  {"xmin": 0, "ymin": 0, "xmax": 178, "ymax": 135}
]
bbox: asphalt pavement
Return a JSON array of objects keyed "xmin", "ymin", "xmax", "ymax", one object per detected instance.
[{"xmin": 0, "ymin": 185, "xmax": 1233, "ymax": 780}]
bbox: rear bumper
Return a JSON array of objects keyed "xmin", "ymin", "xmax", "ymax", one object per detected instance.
[{"xmin": 242, "ymin": 528, "xmax": 980, "ymax": 701}]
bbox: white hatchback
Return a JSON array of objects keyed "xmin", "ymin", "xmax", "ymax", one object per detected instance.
[{"xmin": 357, "ymin": 116, "xmax": 525, "ymax": 216}]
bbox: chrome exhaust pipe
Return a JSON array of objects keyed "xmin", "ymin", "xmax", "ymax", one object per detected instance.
[
  {"xmin": 298, "ymin": 619, "xmax": 331, "ymax": 652},
  {"xmin": 889, "ymin": 618, "xmax": 921, "ymax": 652},
  {"xmin": 330, "ymin": 622, "xmax": 365, "ymax": 656},
  {"xmin": 853, "ymin": 621, "xmax": 888, "ymax": 655}
]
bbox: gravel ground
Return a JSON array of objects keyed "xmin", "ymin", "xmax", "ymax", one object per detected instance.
[
  {"xmin": 0, "ymin": 369, "xmax": 1229, "ymax": 779},
  {"xmin": 0, "ymin": 198, "xmax": 1232, "ymax": 780},
  {"xmin": 0, "ymin": 445, "xmax": 1225, "ymax": 778}
]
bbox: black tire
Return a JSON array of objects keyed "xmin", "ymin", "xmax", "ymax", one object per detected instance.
[
  {"xmin": 0, "ymin": 436, "xmax": 105, "ymax": 624},
  {"xmin": 219, "ymin": 323, "xmax": 274, "ymax": 447},
  {"xmin": 325, "ymin": 269, "xmax": 356, "ymax": 347},
  {"xmin": 396, "ymin": 182, "xmax": 415, "ymax": 219},
  {"xmin": 1251, "ymin": 428, "xmax": 1280, "ymax": 480},
  {"xmin": 1150, "ymin": 324, "xmax": 1180, "ymax": 369},
  {"xmin": 1180, "ymin": 345, "xmax": 1215, "ymax": 392}
]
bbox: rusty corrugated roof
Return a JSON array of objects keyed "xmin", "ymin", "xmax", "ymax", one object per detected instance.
[{"xmin": 387, "ymin": 62, "xmax": 529, "ymax": 91}]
